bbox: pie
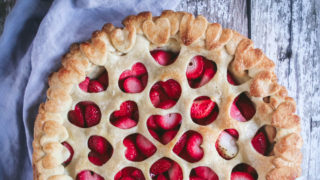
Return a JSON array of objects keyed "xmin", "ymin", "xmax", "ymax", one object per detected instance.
[{"xmin": 32, "ymin": 11, "xmax": 302, "ymax": 180}]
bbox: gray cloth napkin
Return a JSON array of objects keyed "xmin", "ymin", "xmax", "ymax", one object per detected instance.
[{"xmin": 0, "ymin": 0, "xmax": 181, "ymax": 179}]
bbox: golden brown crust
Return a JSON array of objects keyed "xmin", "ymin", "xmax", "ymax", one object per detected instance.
[{"xmin": 33, "ymin": 11, "xmax": 302, "ymax": 180}]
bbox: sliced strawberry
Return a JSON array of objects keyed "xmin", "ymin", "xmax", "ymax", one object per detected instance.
[
  {"xmin": 119, "ymin": 70, "xmax": 133, "ymax": 80},
  {"xmin": 192, "ymin": 166, "xmax": 218, "ymax": 180},
  {"xmin": 225, "ymin": 129, "xmax": 239, "ymax": 139},
  {"xmin": 76, "ymin": 170, "xmax": 104, "ymax": 180},
  {"xmin": 187, "ymin": 56, "xmax": 205, "ymax": 79},
  {"xmin": 150, "ymin": 88, "xmax": 162, "ymax": 107},
  {"xmin": 123, "ymin": 138, "xmax": 138, "ymax": 161},
  {"xmin": 68, "ymin": 105, "xmax": 85, "ymax": 127},
  {"xmin": 62, "ymin": 142, "xmax": 74, "ymax": 166},
  {"xmin": 161, "ymin": 130, "xmax": 178, "ymax": 145},
  {"xmin": 113, "ymin": 117, "xmax": 137, "ymax": 129},
  {"xmin": 132, "ymin": 62, "xmax": 147, "ymax": 76},
  {"xmin": 216, "ymin": 131, "xmax": 238, "ymax": 160},
  {"xmin": 147, "ymin": 116, "xmax": 159, "ymax": 130},
  {"xmin": 173, "ymin": 133, "xmax": 187, "ymax": 155},
  {"xmin": 231, "ymin": 172, "xmax": 254, "ymax": 180},
  {"xmin": 136, "ymin": 134, "xmax": 156, "ymax": 157},
  {"xmin": 189, "ymin": 176, "xmax": 204, "ymax": 180},
  {"xmin": 115, "ymin": 167, "xmax": 145, "ymax": 180},
  {"xmin": 161, "ymin": 80, "xmax": 181, "ymax": 100},
  {"xmin": 155, "ymin": 113, "xmax": 181, "ymax": 130},
  {"xmin": 168, "ymin": 162, "xmax": 183, "ymax": 180},
  {"xmin": 227, "ymin": 71, "xmax": 237, "ymax": 85},
  {"xmin": 123, "ymin": 77, "xmax": 143, "ymax": 93},
  {"xmin": 150, "ymin": 158, "xmax": 172, "ymax": 175},
  {"xmin": 130, "ymin": 168, "xmax": 145, "ymax": 179},
  {"xmin": 79, "ymin": 77, "xmax": 90, "ymax": 92},
  {"xmin": 235, "ymin": 94, "xmax": 256, "ymax": 120},
  {"xmin": 230, "ymin": 101, "xmax": 246, "ymax": 122},
  {"xmin": 191, "ymin": 97, "xmax": 215, "ymax": 119},
  {"xmin": 148, "ymin": 129, "xmax": 160, "ymax": 141},
  {"xmin": 197, "ymin": 61, "xmax": 216, "ymax": 87},
  {"xmin": 156, "ymin": 174, "xmax": 167, "ymax": 180},
  {"xmin": 151, "ymin": 50, "xmax": 177, "ymax": 66},
  {"xmin": 121, "ymin": 177, "xmax": 135, "ymax": 180},
  {"xmin": 88, "ymin": 80, "xmax": 104, "ymax": 93},
  {"xmin": 186, "ymin": 133, "xmax": 204, "ymax": 161},
  {"xmin": 88, "ymin": 136, "xmax": 108, "ymax": 155},
  {"xmin": 251, "ymin": 131, "xmax": 267, "ymax": 155},
  {"xmin": 113, "ymin": 101, "xmax": 137, "ymax": 118},
  {"xmin": 85, "ymin": 104, "xmax": 101, "ymax": 127},
  {"xmin": 97, "ymin": 71, "xmax": 109, "ymax": 88},
  {"xmin": 88, "ymin": 151, "xmax": 108, "ymax": 166},
  {"xmin": 157, "ymin": 99, "xmax": 176, "ymax": 109},
  {"xmin": 141, "ymin": 74, "xmax": 148, "ymax": 87}
]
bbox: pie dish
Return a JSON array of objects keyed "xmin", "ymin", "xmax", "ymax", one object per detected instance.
[{"xmin": 32, "ymin": 11, "xmax": 302, "ymax": 180}]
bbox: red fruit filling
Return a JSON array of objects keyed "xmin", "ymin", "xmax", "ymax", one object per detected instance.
[
  {"xmin": 76, "ymin": 170, "xmax": 104, "ymax": 180},
  {"xmin": 68, "ymin": 101, "xmax": 101, "ymax": 128},
  {"xmin": 149, "ymin": 157, "xmax": 183, "ymax": 180},
  {"xmin": 110, "ymin": 101, "xmax": 139, "ymax": 129},
  {"xmin": 190, "ymin": 96, "xmax": 219, "ymax": 125},
  {"xmin": 173, "ymin": 131, "xmax": 204, "ymax": 163},
  {"xmin": 79, "ymin": 71, "xmax": 108, "ymax": 93},
  {"xmin": 119, "ymin": 63, "xmax": 148, "ymax": 93},
  {"xmin": 147, "ymin": 113, "xmax": 182, "ymax": 145},
  {"xmin": 186, "ymin": 56, "xmax": 217, "ymax": 88},
  {"xmin": 230, "ymin": 93, "xmax": 256, "ymax": 122},
  {"xmin": 251, "ymin": 126, "xmax": 275, "ymax": 156},
  {"xmin": 62, "ymin": 141, "xmax": 74, "ymax": 166},
  {"xmin": 150, "ymin": 50, "xmax": 178, "ymax": 66},
  {"xmin": 231, "ymin": 163, "xmax": 258, "ymax": 180},
  {"xmin": 227, "ymin": 71, "xmax": 239, "ymax": 85},
  {"xmin": 189, "ymin": 166, "xmax": 219, "ymax": 180},
  {"xmin": 215, "ymin": 129, "xmax": 239, "ymax": 160},
  {"xmin": 149, "ymin": 79, "xmax": 181, "ymax": 109},
  {"xmin": 88, "ymin": 135, "xmax": 113, "ymax": 166},
  {"xmin": 123, "ymin": 134, "xmax": 156, "ymax": 162},
  {"xmin": 114, "ymin": 167, "xmax": 145, "ymax": 180}
]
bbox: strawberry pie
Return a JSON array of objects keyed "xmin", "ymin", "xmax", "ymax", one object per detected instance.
[{"xmin": 33, "ymin": 11, "xmax": 302, "ymax": 180}]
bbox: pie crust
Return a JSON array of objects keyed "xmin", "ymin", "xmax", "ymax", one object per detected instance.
[{"xmin": 32, "ymin": 11, "xmax": 302, "ymax": 180}]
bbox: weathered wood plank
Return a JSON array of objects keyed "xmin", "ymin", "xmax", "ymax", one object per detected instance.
[{"xmin": 0, "ymin": 0, "xmax": 16, "ymax": 35}]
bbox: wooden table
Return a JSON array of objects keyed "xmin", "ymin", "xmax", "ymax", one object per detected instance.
[{"xmin": 1, "ymin": 0, "xmax": 319, "ymax": 179}]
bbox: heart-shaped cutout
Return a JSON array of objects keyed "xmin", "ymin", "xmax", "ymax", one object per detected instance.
[
  {"xmin": 215, "ymin": 129, "xmax": 239, "ymax": 160},
  {"xmin": 76, "ymin": 170, "xmax": 104, "ymax": 180},
  {"xmin": 149, "ymin": 157, "xmax": 183, "ymax": 180},
  {"xmin": 190, "ymin": 96, "xmax": 219, "ymax": 125},
  {"xmin": 186, "ymin": 56, "xmax": 217, "ymax": 88},
  {"xmin": 118, "ymin": 63, "xmax": 148, "ymax": 93},
  {"xmin": 143, "ymin": 18, "xmax": 170, "ymax": 45},
  {"xmin": 68, "ymin": 101, "xmax": 101, "ymax": 128},
  {"xmin": 231, "ymin": 163, "xmax": 258, "ymax": 180},
  {"xmin": 115, "ymin": 167, "xmax": 145, "ymax": 180},
  {"xmin": 79, "ymin": 70, "xmax": 108, "ymax": 93},
  {"xmin": 173, "ymin": 131, "xmax": 204, "ymax": 163},
  {"xmin": 251, "ymin": 125, "xmax": 276, "ymax": 156},
  {"xmin": 230, "ymin": 93, "xmax": 256, "ymax": 122},
  {"xmin": 149, "ymin": 79, "xmax": 181, "ymax": 109},
  {"xmin": 150, "ymin": 50, "xmax": 178, "ymax": 66},
  {"xmin": 110, "ymin": 101, "xmax": 139, "ymax": 129},
  {"xmin": 62, "ymin": 141, "xmax": 74, "ymax": 166},
  {"xmin": 147, "ymin": 113, "xmax": 182, "ymax": 145},
  {"xmin": 87, "ymin": 135, "xmax": 113, "ymax": 166},
  {"xmin": 109, "ymin": 24, "xmax": 136, "ymax": 53},
  {"xmin": 190, "ymin": 166, "xmax": 219, "ymax": 180},
  {"xmin": 180, "ymin": 14, "xmax": 208, "ymax": 45},
  {"xmin": 123, "ymin": 134, "xmax": 156, "ymax": 162}
]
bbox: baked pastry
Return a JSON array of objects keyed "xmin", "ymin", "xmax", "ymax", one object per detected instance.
[{"xmin": 32, "ymin": 11, "xmax": 302, "ymax": 180}]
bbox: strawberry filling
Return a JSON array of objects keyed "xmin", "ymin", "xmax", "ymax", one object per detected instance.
[
  {"xmin": 150, "ymin": 50, "xmax": 178, "ymax": 66},
  {"xmin": 149, "ymin": 79, "xmax": 181, "ymax": 109},
  {"xmin": 231, "ymin": 163, "xmax": 258, "ymax": 180},
  {"xmin": 190, "ymin": 166, "xmax": 219, "ymax": 180},
  {"xmin": 110, "ymin": 101, "xmax": 139, "ymax": 129},
  {"xmin": 186, "ymin": 56, "xmax": 217, "ymax": 88},
  {"xmin": 251, "ymin": 126, "xmax": 275, "ymax": 156},
  {"xmin": 230, "ymin": 93, "xmax": 256, "ymax": 122},
  {"xmin": 215, "ymin": 129, "xmax": 239, "ymax": 160},
  {"xmin": 150, "ymin": 158, "xmax": 183, "ymax": 180},
  {"xmin": 190, "ymin": 96, "xmax": 219, "ymax": 125},
  {"xmin": 79, "ymin": 71, "xmax": 108, "ymax": 93},
  {"xmin": 119, "ymin": 63, "xmax": 148, "ymax": 93},
  {"xmin": 68, "ymin": 101, "xmax": 101, "ymax": 128},
  {"xmin": 123, "ymin": 134, "xmax": 156, "ymax": 162},
  {"xmin": 147, "ymin": 113, "xmax": 182, "ymax": 145},
  {"xmin": 88, "ymin": 135, "xmax": 113, "ymax": 166},
  {"xmin": 227, "ymin": 71, "xmax": 238, "ymax": 85},
  {"xmin": 173, "ymin": 131, "xmax": 204, "ymax": 163},
  {"xmin": 62, "ymin": 141, "xmax": 74, "ymax": 166},
  {"xmin": 76, "ymin": 170, "xmax": 104, "ymax": 180},
  {"xmin": 115, "ymin": 167, "xmax": 145, "ymax": 180}
]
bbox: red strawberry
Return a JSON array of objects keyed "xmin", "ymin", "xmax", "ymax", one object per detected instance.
[
  {"xmin": 68, "ymin": 104, "xmax": 85, "ymax": 127},
  {"xmin": 119, "ymin": 70, "xmax": 133, "ymax": 80},
  {"xmin": 216, "ymin": 131, "xmax": 238, "ymax": 160},
  {"xmin": 97, "ymin": 72, "xmax": 109, "ymax": 88},
  {"xmin": 173, "ymin": 133, "xmax": 187, "ymax": 155},
  {"xmin": 121, "ymin": 177, "xmax": 135, "ymax": 180},
  {"xmin": 227, "ymin": 71, "xmax": 237, "ymax": 85},
  {"xmin": 156, "ymin": 174, "xmax": 167, "ymax": 180},
  {"xmin": 187, "ymin": 56, "xmax": 205, "ymax": 79},
  {"xmin": 186, "ymin": 133, "xmax": 204, "ymax": 161},
  {"xmin": 155, "ymin": 113, "xmax": 181, "ymax": 130},
  {"xmin": 85, "ymin": 104, "xmax": 101, "ymax": 127},
  {"xmin": 148, "ymin": 129, "xmax": 160, "ymax": 141},
  {"xmin": 88, "ymin": 136, "xmax": 108, "ymax": 155},
  {"xmin": 150, "ymin": 158, "xmax": 172, "ymax": 175},
  {"xmin": 225, "ymin": 129, "xmax": 239, "ymax": 139},
  {"xmin": 136, "ymin": 134, "xmax": 156, "ymax": 157},
  {"xmin": 251, "ymin": 131, "xmax": 267, "ymax": 155},
  {"xmin": 193, "ymin": 166, "xmax": 218, "ymax": 180},
  {"xmin": 113, "ymin": 101, "xmax": 137, "ymax": 118},
  {"xmin": 123, "ymin": 138, "xmax": 138, "ymax": 161},
  {"xmin": 113, "ymin": 117, "xmax": 137, "ymax": 129},
  {"xmin": 130, "ymin": 168, "xmax": 145, "ymax": 180},
  {"xmin": 79, "ymin": 77, "xmax": 90, "ymax": 92},
  {"xmin": 168, "ymin": 162, "xmax": 183, "ymax": 180},
  {"xmin": 150, "ymin": 88, "xmax": 162, "ymax": 107},
  {"xmin": 197, "ymin": 61, "xmax": 216, "ymax": 87},
  {"xmin": 147, "ymin": 116, "xmax": 159, "ymax": 130},
  {"xmin": 76, "ymin": 170, "xmax": 104, "ymax": 180},
  {"xmin": 235, "ymin": 94, "xmax": 256, "ymax": 120},
  {"xmin": 231, "ymin": 172, "xmax": 254, "ymax": 180},
  {"xmin": 115, "ymin": 167, "xmax": 145, "ymax": 180},
  {"xmin": 161, "ymin": 80, "xmax": 181, "ymax": 100},
  {"xmin": 88, "ymin": 80, "xmax": 104, "ymax": 93},
  {"xmin": 62, "ymin": 142, "xmax": 74, "ymax": 166},
  {"xmin": 151, "ymin": 50, "xmax": 176, "ymax": 66},
  {"xmin": 123, "ymin": 77, "xmax": 143, "ymax": 93},
  {"xmin": 230, "ymin": 101, "xmax": 246, "ymax": 122},
  {"xmin": 88, "ymin": 151, "xmax": 108, "ymax": 166},
  {"xmin": 141, "ymin": 74, "xmax": 148, "ymax": 87},
  {"xmin": 161, "ymin": 130, "xmax": 178, "ymax": 145},
  {"xmin": 132, "ymin": 62, "xmax": 147, "ymax": 76},
  {"xmin": 157, "ymin": 99, "xmax": 176, "ymax": 109},
  {"xmin": 189, "ymin": 176, "xmax": 203, "ymax": 180},
  {"xmin": 191, "ymin": 97, "xmax": 215, "ymax": 119}
]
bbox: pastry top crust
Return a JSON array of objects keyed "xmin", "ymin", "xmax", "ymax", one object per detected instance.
[{"xmin": 32, "ymin": 10, "xmax": 302, "ymax": 180}]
